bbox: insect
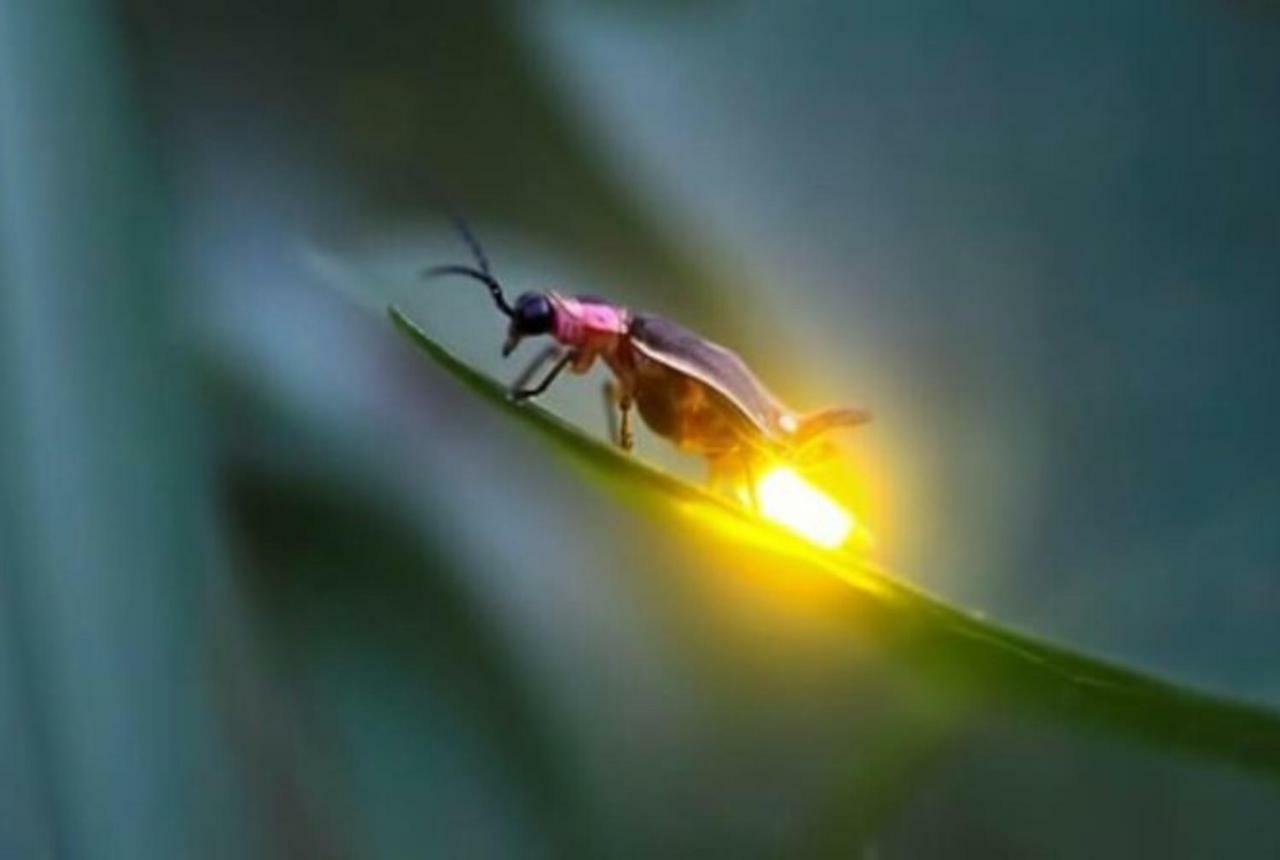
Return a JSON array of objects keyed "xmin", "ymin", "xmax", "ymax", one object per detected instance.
[{"xmin": 426, "ymin": 222, "xmax": 870, "ymax": 504}]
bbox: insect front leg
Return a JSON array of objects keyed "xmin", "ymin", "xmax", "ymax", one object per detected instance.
[
  {"xmin": 512, "ymin": 345, "xmax": 562, "ymax": 391},
  {"xmin": 511, "ymin": 350, "xmax": 574, "ymax": 401}
]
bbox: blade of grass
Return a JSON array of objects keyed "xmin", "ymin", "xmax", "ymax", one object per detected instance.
[{"xmin": 389, "ymin": 305, "xmax": 1280, "ymax": 782}]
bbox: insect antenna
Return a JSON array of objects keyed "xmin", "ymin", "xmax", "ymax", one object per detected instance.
[
  {"xmin": 423, "ymin": 263, "xmax": 514, "ymax": 318},
  {"xmin": 451, "ymin": 215, "xmax": 493, "ymax": 276},
  {"xmin": 423, "ymin": 218, "xmax": 513, "ymax": 317}
]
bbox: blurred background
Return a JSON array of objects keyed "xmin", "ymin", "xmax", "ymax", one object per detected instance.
[{"xmin": 2, "ymin": 1, "xmax": 1280, "ymax": 856}]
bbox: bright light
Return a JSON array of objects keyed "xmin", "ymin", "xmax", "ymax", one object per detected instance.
[{"xmin": 755, "ymin": 466, "xmax": 856, "ymax": 549}]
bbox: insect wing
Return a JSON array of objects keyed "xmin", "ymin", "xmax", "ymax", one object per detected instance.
[{"xmin": 628, "ymin": 314, "xmax": 789, "ymax": 438}]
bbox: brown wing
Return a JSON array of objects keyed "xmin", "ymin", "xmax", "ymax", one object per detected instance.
[{"xmin": 628, "ymin": 314, "xmax": 793, "ymax": 440}]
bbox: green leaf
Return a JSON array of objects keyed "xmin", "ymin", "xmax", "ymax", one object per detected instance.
[{"xmin": 389, "ymin": 305, "xmax": 1280, "ymax": 782}]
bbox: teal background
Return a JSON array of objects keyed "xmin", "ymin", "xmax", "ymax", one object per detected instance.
[{"xmin": 2, "ymin": 2, "xmax": 1279, "ymax": 856}]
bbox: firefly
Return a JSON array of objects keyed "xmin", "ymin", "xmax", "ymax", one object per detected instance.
[
  {"xmin": 754, "ymin": 466, "xmax": 856, "ymax": 548},
  {"xmin": 426, "ymin": 221, "xmax": 871, "ymax": 530}
]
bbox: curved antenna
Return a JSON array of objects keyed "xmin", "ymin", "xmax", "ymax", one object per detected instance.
[
  {"xmin": 450, "ymin": 216, "xmax": 493, "ymax": 276},
  {"xmin": 423, "ymin": 263, "xmax": 514, "ymax": 318}
]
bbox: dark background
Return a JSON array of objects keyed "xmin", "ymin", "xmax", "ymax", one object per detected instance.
[{"xmin": 2, "ymin": 1, "xmax": 1279, "ymax": 856}]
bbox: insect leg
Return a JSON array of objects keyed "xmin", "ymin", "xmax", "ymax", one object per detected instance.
[
  {"xmin": 513, "ymin": 345, "xmax": 562, "ymax": 390},
  {"xmin": 511, "ymin": 351, "xmax": 574, "ymax": 401},
  {"xmin": 602, "ymin": 382, "xmax": 620, "ymax": 445},
  {"xmin": 741, "ymin": 454, "xmax": 759, "ymax": 511},
  {"xmin": 705, "ymin": 455, "xmax": 734, "ymax": 497},
  {"xmin": 601, "ymin": 381, "xmax": 635, "ymax": 451},
  {"xmin": 618, "ymin": 393, "xmax": 634, "ymax": 452},
  {"xmin": 704, "ymin": 451, "xmax": 755, "ymax": 508}
]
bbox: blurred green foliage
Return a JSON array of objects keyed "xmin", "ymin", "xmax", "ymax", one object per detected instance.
[{"xmin": 3, "ymin": 1, "xmax": 1280, "ymax": 858}]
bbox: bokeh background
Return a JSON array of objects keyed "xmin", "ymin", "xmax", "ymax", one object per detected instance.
[{"xmin": 3, "ymin": 1, "xmax": 1280, "ymax": 856}]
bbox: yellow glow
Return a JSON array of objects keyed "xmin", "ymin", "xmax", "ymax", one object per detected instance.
[{"xmin": 755, "ymin": 466, "xmax": 856, "ymax": 549}]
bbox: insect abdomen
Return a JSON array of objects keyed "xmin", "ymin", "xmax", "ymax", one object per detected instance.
[{"xmin": 631, "ymin": 354, "xmax": 755, "ymax": 455}]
